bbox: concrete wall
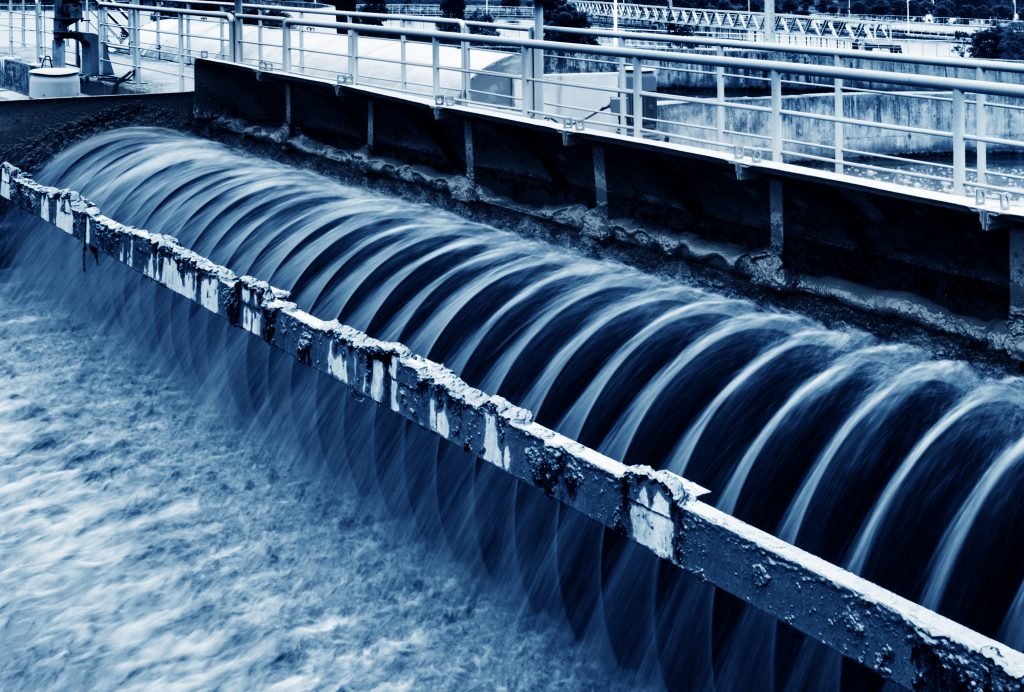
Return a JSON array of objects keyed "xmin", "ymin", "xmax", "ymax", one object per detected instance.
[
  {"xmin": 658, "ymin": 90, "xmax": 1024, "ymax": 159},
  {"xmin": 2, "ymin": 161, "xmax": 1020, "ymax": 690},
  {"xmin": 515, "ymin": 71, "xmax": 620, "ymax": 126},
  {"xmin": 547, "ymin": 48, "xmax": 1024, "ymax": 94},
  {"xmin": 0, "ymin": 57, "xmax": 33, "ymax": 95}
]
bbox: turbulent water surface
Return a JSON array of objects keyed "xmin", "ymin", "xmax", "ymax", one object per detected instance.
[
  {"xmin": 0, "ymin": 285, "xmax": 637, "ymax": 690},
  {"xmin": 2, "ymin": 127, "xmax": 1023, "ymax": 690}
]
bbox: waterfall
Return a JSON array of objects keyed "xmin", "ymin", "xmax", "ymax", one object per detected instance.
[{"xmin": 4, "ymin": 127, "xmax": 1022, "ymax": 689}]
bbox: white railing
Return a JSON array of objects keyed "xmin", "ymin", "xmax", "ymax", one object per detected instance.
[
  {"xmin": 5, "ymin": 2, "xmax": 1024, "ymax": 207},
  {"xmin": 2, "ymin": 0, "xmax": 51, "ymax": 64},
  {"xmin": 77, "ymin": 1, "xmax": 1024, "ymax": 209}
]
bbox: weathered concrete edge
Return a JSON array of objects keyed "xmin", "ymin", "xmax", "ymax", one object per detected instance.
[{"xmin": 2, "ymin": 162, "xmax": 1021, "ymax": 689}]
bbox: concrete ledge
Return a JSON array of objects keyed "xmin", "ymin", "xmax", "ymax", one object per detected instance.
[
  {"xmin": 0, "ymin": 57, "xmax": 33, "ymax": 95},
  {"xmin": 2, "ymin": 161, "xmax": 1022, "ymax": 689}
]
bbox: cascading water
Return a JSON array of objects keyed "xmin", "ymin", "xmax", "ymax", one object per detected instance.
[{"xmin": 3, "ymin": 127, "xmax": 1023, "ymax": 689}]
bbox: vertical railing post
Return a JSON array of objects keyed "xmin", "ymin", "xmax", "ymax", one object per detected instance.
[
  {"xmin": 431, "ymin": 35, "xmax": 439, "ymax": 97},
  {"xmin": 257, "ymin": 10, "xmax": 264, "ymax": 65},
  {"xmin": 770, "ymin": 68, "xmax": 782, "ymax": 162},
  {"xmin": 348, "ymin": 28, "xmax": 357, "ymax": 83},
  {"xmin": 460, "ymin": 31, "xmax": 469, "ymax": 102},
  {"xmin": 98, "ymin": 8, "xmax": 107, "ymax": 67},
  {"xmin": 155, "ymin": 10, "xmax": 161, "ymax": 61},
  {"xmin": 130, "ymin": 4, "xmax": 141, "ymax": 83},
  {"xmin": 177, "ymin": 13, "xmax": 184, "ymax": 90},
  {"xmin": 33, "ymin": 0, "xmax": 41, "ymax": 61},
  {"xmin": 616, "ymin": 55, "xmax": 627, "ymax": 131},
  {"xmin": 520, "ymin": 42, "xmax": 532, "ymax": 115},
  {"xmin": 976, "ymin": 68, "xmax": 988, "ymax": 190},
  {"xmin": 834, "ymin": 54, "xmax": 844, "ymax": 174},
  {"xmin": 217, "ymin": 15, "xmax": 225, "ymax": 59},
  {"xmin": 952, "ymin": 88, "xmax": 966, "ymax": 195},
  {"xmin": 631, "ymin": 55, "xmax": 642, "ymax": 137},
  {"xmin": 7, "ymin": 0, "xmax": 13, "ymax": 56},
  {"xmin": 281, "ymin": 20, "xmax": 290, "ymax": 72},
  {"xmin": 715, "ymin": 45, "xmax": 726, "ymax": 139},
  {"xmin": 233, "ymin": 0, "xmax": 243, "ymax": 63},
  {"xmin": 400, "ymin": 33, "xmax": 407, "ymax": 91},
  {"xmin": 532, "ymin": 2, "xmax": 544, "ymax": 118}
]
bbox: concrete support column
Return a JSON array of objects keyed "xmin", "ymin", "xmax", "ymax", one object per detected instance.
[
  {"xmin": 464, "ymin": 120, "xmax": 475, "ymax": 182},
  {"xmin": 770, "ymin": 179, "xmax": 784, "ymax": 252},
  {"xmin": 284, "ymin": 83, "xmax": 292, "ymax": 133},
  {"xmin": 593, "ymin": 144, "xmax": 608, "ymax": 211},
  {"xmin": 1010, "ymin": 226, "xmax": 1024, "ymax": 323},
  {"xmin": 367, "ymin": 100, "xmax": 374, "ymax": 154}
]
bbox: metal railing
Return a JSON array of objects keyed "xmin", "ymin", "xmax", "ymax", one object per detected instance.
[
  {"xmin": 573, "ymin": 2, "xmax": 988, "ymax": 40},
  {"xmin": 63, "ymin": 2, "xmax": 1024, "ymax": 210},
  {"xmin": 5, "ymin": 1, "xmax": 1024, "ymax": 206},
  {"xmin": 2, "ymin": 0, "xmax": 52, "ymax": 65},
  {"xmin": 388, "ymin": 3, "xmax": 535, "ymax": 18},
  {"xmin": 90, "ymin": 0, "xmax": 530, "ymax": 90}
]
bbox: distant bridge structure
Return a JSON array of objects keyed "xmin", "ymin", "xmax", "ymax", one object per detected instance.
[{"xmin": 387, "ymin": 2, "xmax": 981, "ymax": 46}]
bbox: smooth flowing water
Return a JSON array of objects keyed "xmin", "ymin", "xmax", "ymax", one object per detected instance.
[{"xmin": 2, "ymin": 127, "xmax": 1022, "ymax": 690}]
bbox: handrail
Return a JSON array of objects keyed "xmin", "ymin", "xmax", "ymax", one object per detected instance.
[
  {"xmin": 552, "ymin": 25, "xmax": 1024, "ymax": 75},
  {"xmin": 98, "ymin": 2, "xmax": 234, "ymax": 21},
  {"xmin": 119, "ymin": 0, "xmax": 528, "ymax": 32},
  {"xmin": 61, "ymin": 4, "xmax": 1024, "ymax": 199},
  {"xmin": 243, "ymin": 15, "xmax": 1024, "ymax": 99}
]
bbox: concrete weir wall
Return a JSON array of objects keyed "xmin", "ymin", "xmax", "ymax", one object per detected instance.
[{"xmin": 2, "ymin": 162, "xmax": 1023, "ymax": 689}]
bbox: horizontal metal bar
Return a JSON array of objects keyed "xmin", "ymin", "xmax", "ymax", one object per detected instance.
[
  {"xmin": 232, "ymin": 16, "xmax": 1024, "ymax": 100},
  {"xmin": 2, "ymin": 161, "xmax": 1023, "ymax": 689},
  {"xmin": 552, "ymin": 25, "xmax": 1024, "ymax": 76},
  {"xmin": 97, "ymin": 3, "xmax": 233, "ymax": 20},
  {"xmin": 86, "ymin": 3, "xmax": 1024, "ymax": 103}
]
